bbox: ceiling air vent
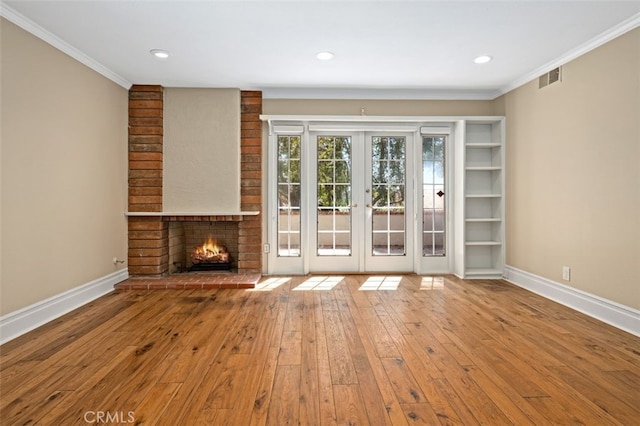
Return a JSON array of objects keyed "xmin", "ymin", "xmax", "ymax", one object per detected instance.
[{"xmin": 539, "ymin": 67, "xmax": 562, "ymax": 89}]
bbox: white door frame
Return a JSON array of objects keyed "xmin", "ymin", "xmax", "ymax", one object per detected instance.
[
  {"xmin": 305, "ymin": 130, "xmax": 416, "ymax": 273},
  {"xmin": 266, "ymin": 125, "xmax": 306, "ymax": 275},
  {"xmin": 307, "ymin": 130, "xmax": 361, "ymax": 272},
  {"xmin": 265, "ymin": 118, "xmax": 463, "ymax": 276},
  {"xmin": 415, "ymin": 126, "xmax": 454, "ymax": 275},
  {"xmin": 362, "ymin": 131, "xmax": 415, "ymax": 273}
]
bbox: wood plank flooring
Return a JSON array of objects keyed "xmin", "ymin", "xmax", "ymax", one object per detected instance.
[{"xmin": 1, "ymin": 275, "xmax": 639, "ymax": 425}]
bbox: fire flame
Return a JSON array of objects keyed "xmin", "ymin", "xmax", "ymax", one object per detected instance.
[
  {"xmin": 200, "ymin": 237, "xmax": 220, "ymax": 256},
  {"xmin": 191, "ymin": 237, "xmax": 230, "ymax": 264}
]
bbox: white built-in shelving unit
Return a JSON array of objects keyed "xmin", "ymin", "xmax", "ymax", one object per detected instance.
[{"xmin": 458, "ymin": 119, "xmax": 505, "ymax": 279}]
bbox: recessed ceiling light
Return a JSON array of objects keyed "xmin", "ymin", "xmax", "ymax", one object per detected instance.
[
  {"xmin": 316, "ymin": 51, "xmax": 335, "ymax": 61},
  {"xmin": 474, "ymin": 55, "xmax": 493, "ymax": 64},
  {"xmin": 150, "ymin": 49, "xmax": 169, "ymax": 59}
]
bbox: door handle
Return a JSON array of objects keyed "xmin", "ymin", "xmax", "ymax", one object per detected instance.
[{"xmin": 351, "ymin": 204, "xmax": 358, "ymax": 208}]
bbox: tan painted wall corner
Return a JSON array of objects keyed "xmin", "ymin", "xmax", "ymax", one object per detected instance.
[
  {"xmin": 1, "ymin": 18, "xmax": 129, "ymax": 314},
  {"xmin": 500, "ymin": 27, "xmax": 640, "ymax": 310}
]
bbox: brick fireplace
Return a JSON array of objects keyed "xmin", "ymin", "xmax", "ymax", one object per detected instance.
[{"xmin": 127, "ymin": 86, "xmax": 262, "ymax": 276}]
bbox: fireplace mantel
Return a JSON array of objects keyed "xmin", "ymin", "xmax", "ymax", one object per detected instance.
[
  {"xmin": 126, "ymin": 211, "xmax": 259, "ymax": 222},
  {"xmin": 125, "ymin": 211, "xmax": 259, "ymax": 217}
]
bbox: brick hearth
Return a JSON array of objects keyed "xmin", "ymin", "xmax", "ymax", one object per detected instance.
[
  {"xmin": 115, "ymin": 273, "xmax": 262, "ymax": 290},
  {"xmin": 127, "ymin": 86, "xmax": 262, "ymax": 281}
]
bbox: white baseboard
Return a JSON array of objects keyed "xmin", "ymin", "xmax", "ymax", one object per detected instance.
[
  {"xmin": 0, "ymin": 269, "xmax": 129, "ymax": 345},
  {"xmin": 504, "ymin": 265, "xmax": 640, "ymax": 337}
]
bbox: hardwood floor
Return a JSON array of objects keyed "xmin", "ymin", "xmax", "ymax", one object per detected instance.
[{"xmin": 1, "ymin": 275, "xmax": 639, "ymax": 425}]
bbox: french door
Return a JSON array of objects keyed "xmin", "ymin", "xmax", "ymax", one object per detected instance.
[
  {"xmin": 308, "ymin": 131, "xmax": 414, "ymax": 272},
  {"xmin": 268, "ymin": 121, "xmax": 451, "ymax": 276}
]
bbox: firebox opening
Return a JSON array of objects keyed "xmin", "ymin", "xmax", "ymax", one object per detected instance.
[
  {"xmin": 189, "ymin": 237, "xmax": 232, "ymax": 272},
  {"xmin": 169, "ymin": 222, "xmax": 239, "ymax": 274}
]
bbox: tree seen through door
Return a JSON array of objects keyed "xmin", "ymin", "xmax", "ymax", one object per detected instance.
[
  {"xmin": 371, "ymin": 136, "xmax": 406, "ymax": 256},
  {"xmin": 317, "ymin": 136, "xmax": 352, "ymax": 255}
]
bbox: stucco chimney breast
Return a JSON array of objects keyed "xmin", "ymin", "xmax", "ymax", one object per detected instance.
[{"xmin": 163, "ymin": 88, "xmax": 241, "ymax": 213}]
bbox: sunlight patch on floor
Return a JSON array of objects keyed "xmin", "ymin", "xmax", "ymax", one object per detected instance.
[
  {"xmin": 250, "ymin": 277, "xmax": 291, "ymax": 291},
  {"xmin": 293, "ymin": 276, "xmax": 344, "ymax": 291},
  {"xmin": 420, "ymin": 276, "xmax": 445, "ymax": 290},
  {"xmin": 359, "ymin": 276, "xmax": 402, "ymax": 291}
]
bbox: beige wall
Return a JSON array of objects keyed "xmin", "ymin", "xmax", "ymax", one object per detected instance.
[
  {"xmin": 164, "ymin": 88, "xmax": 241, "ymax": 212},
  {"xmin": 264, "ymin": 98, "xmax": 494, "ymax": 116},
  {"xmin": 498, "ymin": 28, "xmax": 640, "ymax": 310},
  {"xmin": 0, "ymin": 19, "xmax": 129, "ymax": 314}
]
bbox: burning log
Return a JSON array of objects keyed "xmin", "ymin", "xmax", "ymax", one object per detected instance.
[{"xmin": 191, "ymin": 238, "xmax": 231, "ymax": 264}]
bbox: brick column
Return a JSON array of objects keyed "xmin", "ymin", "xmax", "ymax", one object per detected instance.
[
  {"xmin": 128, "ymin": 85, "xmax": 168, "ymax": 275},
  {"xmin": 238, "ymin": 91, "xmax": 262, "ymax": 273}
]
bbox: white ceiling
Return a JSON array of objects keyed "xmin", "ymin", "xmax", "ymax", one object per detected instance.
[{"xmin": 2, "ymin": 1, "xmax": 640, "ymax": 99}]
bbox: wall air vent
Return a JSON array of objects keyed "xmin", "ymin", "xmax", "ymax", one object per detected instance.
[{"xmin": 539, "ymin": 67, "xmax": 562, "ymax": 89}]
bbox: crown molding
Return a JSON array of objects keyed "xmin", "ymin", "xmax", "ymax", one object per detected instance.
[
  {"xmin": 496, "ymin": 11, "xmax": 640, "ymax": 98},
  {"xmin": 261, "ymin": 87, "xmax": 501, "ymax": 101},
  {"xmin": 0, "ymin": 2, "xmax": 132, "ymax": 89}
]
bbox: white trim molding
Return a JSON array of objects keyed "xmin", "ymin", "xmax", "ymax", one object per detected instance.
[
  {"xmin": 504, "ymin": 265, "xmax": 640, "ymax": 337},
  {"xmin": 125, "ymin": 211, "xmax": 259, "ymax": 217},
  {"xmin": 261, "ymin": 87, "xmax": 501, "ymax": 101},
  {"xmin": 497, "ymin": 12, "xmax": 640, "ymax": 97},
  {"xmin": 0, "ymin": 269, "xmax": 129, "ymax": 345},
  {"xmin": 0, "ymin": 2, "xmax": 132, "ymax": 89}
]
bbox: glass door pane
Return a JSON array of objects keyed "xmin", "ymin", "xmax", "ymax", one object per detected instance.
[
  {"xmin": 371, "ymin": 136, "xmax": 406, "ymax": 256},
  {"xmin": 317, "ymin": 136, "xmax": 352, "ymax": 256},
  {"xmin": 277, "ymin": 135, "xmax": 301, "ymax": 257},
  {"xmin": 422, "ymin": 136, "xmax": 446, "ymax": 256}
]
